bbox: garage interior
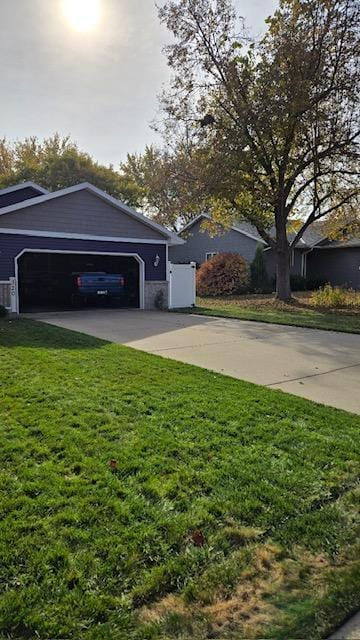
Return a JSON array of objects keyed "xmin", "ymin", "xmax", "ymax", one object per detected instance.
[{"xmin": 18, "ymin": 252, "xmax": 140, "ymax": 312}]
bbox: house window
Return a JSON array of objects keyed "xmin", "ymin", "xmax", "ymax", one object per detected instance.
[
  {"xmin": 290, "ymin": 250, "xmax": 295, "ymax": 268},
  {"xmin": 205, "ymin": 252, "xmax": 218, "ymax": 261}
]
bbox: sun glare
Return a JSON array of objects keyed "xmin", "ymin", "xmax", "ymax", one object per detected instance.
[{"xmin": 63, "ymin": 0, "xmax": 101, "ymax": 32}]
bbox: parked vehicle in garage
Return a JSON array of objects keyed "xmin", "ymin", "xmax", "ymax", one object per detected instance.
[{"xmin": 71, "ymin": 272, "xmax": 127, "ymax": 305}]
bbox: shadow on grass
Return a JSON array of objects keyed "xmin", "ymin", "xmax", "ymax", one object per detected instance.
[{"xmin": 0, "ymin": 318, "xmax": 106, "ymax": 350}]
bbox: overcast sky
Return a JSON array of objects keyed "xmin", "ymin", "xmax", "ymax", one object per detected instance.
[{"xmin": 0, "ymin": 0, "xmax": 278, "ymax": 167}]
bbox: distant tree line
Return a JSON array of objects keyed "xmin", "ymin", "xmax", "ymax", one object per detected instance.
[{"xmin": 0, "ymin": 134, "xmax": 142, "ymax": 207}]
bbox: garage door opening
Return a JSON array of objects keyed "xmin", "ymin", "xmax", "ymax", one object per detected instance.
[{"xmin": 17, "ymin": 251, "xmax": 141, "ymax": 312}]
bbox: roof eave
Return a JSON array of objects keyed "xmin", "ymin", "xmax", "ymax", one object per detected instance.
[
  {"xmin": 179, "ymin": 213, "xmax": 267, "ymax": 245},
  {"xmin": 0, "ymin": 182, "xmax": 177, "ymax": 244},
  {"xmin": 0, "ymin": 181, "xmax": 49, "ymax": 197}
]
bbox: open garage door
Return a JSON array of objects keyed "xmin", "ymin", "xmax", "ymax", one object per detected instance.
[{"xmin": 17, "ymin": 251, "xmax": 141, "ymax": 312}]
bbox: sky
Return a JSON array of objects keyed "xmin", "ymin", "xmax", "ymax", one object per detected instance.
[{"xmin": 0, "ymin": 0, "xmax": 278, "ymax": 168}]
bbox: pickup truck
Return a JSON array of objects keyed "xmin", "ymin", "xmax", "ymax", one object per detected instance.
[{"xmin": 71, "ymin": 272, "xmax": 127, "ymax": 305}]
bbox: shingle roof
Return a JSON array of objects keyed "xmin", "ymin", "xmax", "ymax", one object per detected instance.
[
  {"xmin": 233, "ymin": 221, "xmax": 324, "ymax": 247},
  {"xmin": 317, "ymin": 238, "xmax": 360, "ymax": 249},
  {"xmin": 180, "ymin": 214, "xmax": 358, "ymax": 249}
]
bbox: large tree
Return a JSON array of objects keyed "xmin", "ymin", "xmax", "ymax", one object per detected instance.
[
  {"xmin": 121, "ymin": 140, "xmax": 212, "ymax": 230},
  {"xmin": 0, "ymin": 134, "xmax": 142, "ymax": 207},
  {"xmin": 156, "ymin": 0, "xmax": 360, "ymax": 300}
]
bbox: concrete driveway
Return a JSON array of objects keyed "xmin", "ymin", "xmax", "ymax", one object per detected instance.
[{"xmin": 30, "ymin": 309, "xmax": 360, "ymax": 414}]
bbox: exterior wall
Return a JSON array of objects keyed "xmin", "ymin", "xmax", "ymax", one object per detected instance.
[
  {"xmin": 0, "ymin": 186, "xmax": 43, "ymax": 209},
  {"xmin": 264, "ymin": 248, "xmax": 304, "ymax": 279},
  {"xmin": 144, "ymin": 281, "xmax": 169, "ymax": 309},
  {"xmin": 0, "ymin": 282, "xmax": 11, "ymax": 308},
  {"xmin": 0, "ymin": 190, "xmax": 166, "ymax": 241},
  {"xmin": 0, "ymin": 233, "xmax": 167, "ymax": 282},
  {"xmin": 308, "ymin": 247, "xmax": 360, "ymax": 289},
  {"xmin": 169, "ymin": 219, "xmax": 259, "ymax": 265}
]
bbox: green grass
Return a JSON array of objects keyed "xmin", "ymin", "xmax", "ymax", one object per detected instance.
[
  {"xmin": 184, "ymin": 297, "xmax": 360, "ymax": 333},
  {"xmin": 0, "ymin": 318, "xmax": 359, "ymax": 640}
]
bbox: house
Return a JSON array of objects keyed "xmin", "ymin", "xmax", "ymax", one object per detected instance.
[
  {"xmin": 0, "ymin": 181, "xmax": 184, "ymax": 313},
  {"xmin": 169, "ymin": 213, "xmax": 360, "ymax": 289}
]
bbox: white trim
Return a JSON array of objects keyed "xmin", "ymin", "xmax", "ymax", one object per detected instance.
[
  {"xmin": 14, "ymin": 248, "xmax": 145, "ymax": 314},
  {"xmin": 180, "ymin": 214, "xmax": 209, "ymax": 234},
  {"xmin": 0, "ymin": 227, "xmax": 168, "ymax": 245},
  {"xmin": 301, "ymin": 253, "xmax": 306, "ymax": 277},
  {"xmin": 205, "ymin": 251, "xmax": 219, "ymax": 261},
  {"xmin": 165, "ymin": 244, "xmax": 170, "ymax": 282},
  {"xmin": 179, "ymin": 213, "xmax": 267, "ymax": 245},
  {"xmin": 0, "ymin": 181, "xmax": 49, "ymax": 197},
  {"xmin": 0, "ymin": 182, "xmax": 183, "ymax": 245}
]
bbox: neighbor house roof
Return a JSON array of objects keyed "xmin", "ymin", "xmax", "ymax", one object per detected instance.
[
  {"xmin": 178, "ymin": 213, "xmax": 354, "ymax": 249},
  {"xmin": 180, "ymin": 213, "xmax": 267, "ymax": 245},
  {"xmin": 0, "ymin": 182, "xmax": 183, "ymax": 246},
  {"xmin": 316, "ymin": 237, "xmax": 360, "ymax": 249}
]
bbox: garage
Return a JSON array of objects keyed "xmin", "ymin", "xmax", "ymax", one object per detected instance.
[
  {"xmin": 0, "ymin": 181, "xmax": 184, "ymax": 313},
  {"xmin": 17, "ymin": 251, "xmax": 141, "ymax": 312}
]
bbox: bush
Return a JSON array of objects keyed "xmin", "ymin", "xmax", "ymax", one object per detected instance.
[
  {"xmin": 197, "ymin": 253, "xmax": 250, "ymax": 296},
  {"xmin": 271, "ymin": 274, "xmax": 307, "ymax": 291},
  {"xmin": 306, "ymin": 277, "xmax": 327, "ymax": 291},
  {"xmin": 250, "ymin": 245, "xmax": 271, "ymax": 293},
  {"xmin": 311, "ymin": 284, "xmax": 360, "ymax": 309},
  {"xmin": 271, "ymin": 275, "xmax": 326, "ymax": 292},
  {"xmin": 0, "ymin": 305, "xmax": 8, "ymax": 318},
  {"xmin": 290, "ymin": 275, "xmax": 308, "ymax": 291}
]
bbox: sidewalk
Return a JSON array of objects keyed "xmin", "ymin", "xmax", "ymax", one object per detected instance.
[{"xmin": 329, "ymin": 612, "xmax": 360, "ymax": 639}]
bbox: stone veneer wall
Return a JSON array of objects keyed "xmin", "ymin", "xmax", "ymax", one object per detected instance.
[
  {"xmin": 0, "ymin": 282, "xmax": 11, "ymax": 308},
  {"xmin": 144, "ymin": 281, "xmax": 169, "ymax": 309}
]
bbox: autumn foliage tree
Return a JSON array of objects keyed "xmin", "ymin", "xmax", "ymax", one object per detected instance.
[
  {"xmin": 154, "ymin": 0, "xmax": 359, "ymax": 300},
  {"xmin": 0, "ymin": 134, "xmax": 142, "ymax": 207},
  {"xmin": 121, "ymin": 144, "xmax": 208, "ymax": 230}
]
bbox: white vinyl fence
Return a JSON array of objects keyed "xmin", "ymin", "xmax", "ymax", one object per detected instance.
[{"xmin": 168, "ymin": 262, "xmax": 196, "ymax": 309}]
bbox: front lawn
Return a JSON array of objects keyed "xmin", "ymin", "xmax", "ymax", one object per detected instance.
[
  {"xmin": 187, "ymin": 293, "xmax": 360, "ymax": 333},
  {"xmin": 0, "ymin": 319, "xmax": 359, "ymax": 640}
]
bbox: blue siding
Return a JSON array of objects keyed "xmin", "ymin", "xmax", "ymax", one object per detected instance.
[
  {"xmin": 308, "ymin": 248, "xmax": 360, "ymax": 289},
  {"xmin": 0, "ymin": 187, "xmax": 42, "ymax": 209},
  {"xmin": 0, "ymin": 234, "xmax": 166, "ymax": 281},
  {"xmin": 264, "ymin": 248, "xmax": 304, "ymax": 278},
  {"xmin": 169, "ymin": 219, "xmax": 259, "ymax": 265}
]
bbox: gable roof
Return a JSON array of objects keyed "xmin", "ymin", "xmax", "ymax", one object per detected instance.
[
  {"xmin": 0, "ymin": 181, "xmax": 49, "ymax": 197},
  {"xmin": 180, "ymin": 213, "xmax": 267, "ymax": 245},
  {"xmin": 178, "ymin": 213, "xmax": 352, "ymax": 249},
  {"xmin": 0, "ymin": 182, "xmax": 183, "ymax": 245},
  {"xmin": 287, "ymin": 225, "xmax": 325, "ymax": 247}
]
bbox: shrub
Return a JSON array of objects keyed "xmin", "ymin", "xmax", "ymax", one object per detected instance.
[
  {"xmin": 290, "ymin": 275, "xmax": 308, "ymax": 291},
  {"xmin": 0, "ymin": 305, "xmax": 8, "ymax": 318},
  {"xmin": 250, "ymin": 245, "xmax": 271, "ymax": 293},
  {"xmin": 197, "ymin": 252, "xmax": 250, "ymax": 296},
  {"xmin": 271, "ymin": 275, "xmax": 324, "ymax": 292},
  {"xmin": 306, "ymin": 277, "xmax": 327, "ymax": 291},
  {"xmin": 311, "ymin": 284, "xmax": 360, "ymax": 309}
]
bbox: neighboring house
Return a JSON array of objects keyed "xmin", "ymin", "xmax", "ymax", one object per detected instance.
[
  {"xmin": 169, "ymin": 213, "xmax": 360, "ymax": 289},
  {"xmin": 0, "ymin": 181, "xmax": 183, "ymax": 313}
]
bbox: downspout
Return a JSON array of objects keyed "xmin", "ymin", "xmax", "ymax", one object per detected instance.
[{"xmin": 301, "ymin": 246, "xmax": 315, "ymax": 278}]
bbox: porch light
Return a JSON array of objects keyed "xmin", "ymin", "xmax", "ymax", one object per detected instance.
[{"xmin": 153, "ymin": 254, "xmax": 160, "ymax": 268}]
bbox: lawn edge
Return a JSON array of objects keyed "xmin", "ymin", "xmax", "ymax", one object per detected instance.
[{"xmin": 173, "ymin": 307, "xmax": 360, "ymax": 335}]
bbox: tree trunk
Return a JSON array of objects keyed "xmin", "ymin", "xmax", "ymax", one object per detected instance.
[{"xmin": 276, "ymin": 248, "xmax": 292, "ymax": 301}]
